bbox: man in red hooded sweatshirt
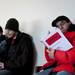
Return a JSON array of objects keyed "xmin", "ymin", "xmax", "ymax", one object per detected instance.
[{"xmin": 41, "ymin": 16, "xmax": 75, "ymax": 75}]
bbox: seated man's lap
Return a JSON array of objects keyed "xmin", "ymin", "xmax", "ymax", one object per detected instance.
[
  {"xmin": 56, "ymin": 71, "xmax": 73, "ymax": 75},
  {"xmin": 0, "ymin": 69, "xmax": 12, "ymax": 75}
]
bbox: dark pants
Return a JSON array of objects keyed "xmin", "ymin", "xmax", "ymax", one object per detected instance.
[
  {"xmin": 34, "ymin": 68, "xmax": 53, "ymax": 75},
  {"xmin": 0, "ymin": 69, "xmax": 12, "ymax": 75},
  {"xmin": 34, "ymin": 68, "xmax": 73, "ymax": 75}
]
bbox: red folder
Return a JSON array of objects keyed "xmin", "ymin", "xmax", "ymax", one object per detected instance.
[{"xmin": 46, "ymin": 32, "xmax": 61, "ymax": 45}]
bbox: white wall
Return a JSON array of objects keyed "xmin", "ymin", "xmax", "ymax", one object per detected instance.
[{"xmin": 0, "ymin": 0, "xmax": 75, "ymax": 66}]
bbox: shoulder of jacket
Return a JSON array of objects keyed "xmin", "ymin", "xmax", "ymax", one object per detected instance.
[
  {"xmin": 19, "ymin": 32, "xmax": 33, "ymax": 40},
  {"xmin": 70, "ymin": 31, "xmax": 75, "ymax": 34},
  {"xmin": 67, "ymin": 31, "xmax": 75, "ymax": 39}
]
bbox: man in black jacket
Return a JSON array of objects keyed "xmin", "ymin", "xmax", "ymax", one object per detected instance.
[
  {"xmin": 0, "ymin": 26, "xmax": 5, "ymax": 42},
  {"xmin": 0, "ymin": 18, "xmax": 36, "ymax": 75},
  {"xmin": 0, "ymin": 26, "xmax": 6, "ymax": 54}
]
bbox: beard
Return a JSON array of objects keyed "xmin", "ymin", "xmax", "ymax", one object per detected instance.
[{"xmin": 7, "ymin": 37, "xmax": 13, "ymax": 45}]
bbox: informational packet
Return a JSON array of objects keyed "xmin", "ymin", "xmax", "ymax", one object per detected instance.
[{"xmin": 41, "ymin": 27, "xmax": 73, "ymax": 51}]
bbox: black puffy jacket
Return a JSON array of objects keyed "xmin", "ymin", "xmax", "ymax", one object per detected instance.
[{"xmin": 4, "ymin": 31, "xmax": 36, "ymax": 75}]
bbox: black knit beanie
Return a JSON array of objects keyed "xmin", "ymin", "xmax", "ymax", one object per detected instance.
[{"xmin": 5, "ymin": 18, "xmax": 19, "ymax": 32}]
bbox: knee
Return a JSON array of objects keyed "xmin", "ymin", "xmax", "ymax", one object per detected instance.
[{"xmin": 56, "ymin": 71, "xmax": 73, "ymax": 75}]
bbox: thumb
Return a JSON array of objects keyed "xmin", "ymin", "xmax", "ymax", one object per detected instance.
[{"xmin": 46, "ymin": 49, "xmax": 50, "ymax": 53}]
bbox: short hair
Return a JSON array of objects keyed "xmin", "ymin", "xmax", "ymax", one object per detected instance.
[
  {"xmin": 52, "ymin": 15, "xmax": 71, "ymax": 27},
  {"xmin": 0, "ymin": 26, "xmax": 3, "ymax": 33}
]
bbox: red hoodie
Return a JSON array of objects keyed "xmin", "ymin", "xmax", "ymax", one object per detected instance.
[{"xmin": 42, "ymin": 31, "xmax": 75, "ymax": 73}]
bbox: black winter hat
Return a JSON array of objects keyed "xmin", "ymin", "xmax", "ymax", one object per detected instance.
[
  {"xmin": 52, "ymin": 15, "xmax": 71, "ymax": 27},
  {"xmin": 5, "ymin": 18, "xmax": 19, "ymax": 32}
]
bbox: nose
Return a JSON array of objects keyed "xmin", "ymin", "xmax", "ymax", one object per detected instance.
[
  {"xmin": 59, "ymin": 25, "xmax": 63, "ymax": 30},
  {"xmin": 4, "ymin": 30, "xmax": 9, "ymax": 37}
]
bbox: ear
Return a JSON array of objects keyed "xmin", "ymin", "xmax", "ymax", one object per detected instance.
[{"xmin": 68, "ymin": 22, "xmax": 71, "ymax": 25}]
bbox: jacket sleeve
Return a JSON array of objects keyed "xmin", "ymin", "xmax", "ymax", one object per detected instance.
[
  {"xmin": 4, "ymin": 35, "xmax": 37, "ymax": 72},
  {"xmin": 41, "ymin": 47, "xmax": 56, "ymax": 69},
  {"xmin": 54, "ymin": 35, "xmax": 75, "ymax": 64},
  {"xmin": 0, "ymin": 40, "xmax": 7, "ymax": 54}
]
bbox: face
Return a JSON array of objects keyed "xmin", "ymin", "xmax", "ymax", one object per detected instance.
[
  {"xmin": 56, "ymin": 20, "xmax": 71, "ymax": 33},
  {"xmin": 5, "ymin": 29, "xmax": 16, "ymax": 39}
]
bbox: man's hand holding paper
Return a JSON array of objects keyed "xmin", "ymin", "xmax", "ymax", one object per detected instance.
[
  {"xmin": 41, "ymin": 27, "xmax": 73, "ymax": 51},
  {"xmin": 46, "ymin": 48, "xmax": 55, "ymax": 59}
]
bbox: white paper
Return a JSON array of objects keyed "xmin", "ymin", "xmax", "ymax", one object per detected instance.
[{"xmin": 41, "ymin": 27, "xmax": 73, "ymax": 51}]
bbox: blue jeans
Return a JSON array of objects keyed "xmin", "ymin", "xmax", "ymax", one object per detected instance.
[
  {"xmin": 0, "ymin": 69, "xmax": 12, "ymax": 75},
  {"xmin": 56, "ymin": 71, "xmax": 73, "ymax": 75},
  {"xmin": 34, "ymin": 67, "xmax": 73, "ymax": 75}
]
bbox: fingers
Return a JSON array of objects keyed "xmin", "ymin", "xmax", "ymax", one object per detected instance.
[
  {"xmin": 46, "ymin": 48, "xmax": 55, "ymax": 53},
  {"xmin": 0, "ymin": 62, "xmax": 4, "ymax": 69},
  {"xmin": 46, "ymin": 49, "xmax": 50, "ymax": 53}
]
